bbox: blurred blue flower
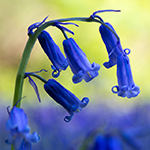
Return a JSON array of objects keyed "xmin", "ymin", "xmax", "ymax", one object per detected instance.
[
  {"xmin": 112, "ymin": 54, "xmax": 140, "ymax": 98},
  {"xmin": 38, "ymin": 30, "xmax": 68, "ymax": 78},
  {"xmin": 100, "ymin": 22, "xmax": 130, "ymax": 69},
  {"xmin": 44, "ymin": 79, "xmax": 89, "ymax": 122},
  {"xmin": 93, "ymin": 135, "xmax": 122, "ymax": 150},
  {"xmin": 120, "ymin": 128, "xmax": 143, "ymax": 150},
  {"xmin": 63, "ymin": 38, "xmax": 100, "ymax": 83},
  {"xmin": 93, "ymin": 135, "xmax": 107, "ymax": 150},
  {"xmin": 5, "ymin": 106, "xmax": 40, "ymax": 150}
]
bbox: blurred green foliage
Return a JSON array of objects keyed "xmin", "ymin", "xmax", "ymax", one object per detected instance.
[{"xmin": 0, "ymin": 0, "xmax": 150, "ymax": 107}]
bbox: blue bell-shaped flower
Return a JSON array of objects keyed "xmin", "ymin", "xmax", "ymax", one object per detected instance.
[
  {"xmin": 112, "ymin": 54, "xmax": 140, "ymax": 98},
  {"xmin": 63, "ymin": 38, "xmax": 100, "ymax": 83},
  {"xmin": 100, "ymin": 22, "xmax": 129, "ymax": 69},
  {"xmin": 93, "ymin": 134, "xmax": 123, "ymax": 150},
  {"xmin": 38, "ymin": 30, "xmax": 68, "ymax": 78},
  {"xmin": 44, "ymin": 79, "xmax": 89, "ymax": 122}
]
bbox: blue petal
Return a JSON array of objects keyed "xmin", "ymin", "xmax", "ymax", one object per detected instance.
[
  {"xmin": 19, "ymin": 139, "xmax": 32, "ymax": 150},
  {"xmin": 27, "ymin": 75, "xmax": 41, "ymax": 102},
  {"xmin": 72, "ymin": 70, "xmax": 84, "ymax": 83},
  {"xmin": 103, "ymin": 59, "xmax": 116, "ymax": 69},
  {"xmin": 84, "ymin": 62, "xmax": 100, "ymax": 82},
  {"xmin": 126, "ymin": 85, "xmax": 140, "ymax": 98},
  {"xmin": 25, "ymin": 132, "xmax": 40, "ymax": 143},
  {"xmin": 13, "ymin": 135, "xmax": 24, "ymax": 150}
]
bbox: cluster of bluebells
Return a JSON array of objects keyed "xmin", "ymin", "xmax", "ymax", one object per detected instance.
[
  {"xmin": 99, "ymin": 22, "xmax": 140, "ymax": 98},
  {"xmin": 6, "ymin": 10, "xmax": 140, "ymax": 149}
]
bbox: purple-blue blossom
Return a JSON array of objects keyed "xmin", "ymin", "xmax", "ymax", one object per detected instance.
[
  {"xmin": 100, "ymin": 22, "xmax": 130, "ymax": 69},
  {"xmin": 5, "ymin": 106, "xmax": 40, "ymax": 150},
  {"xmin": 44, "ymin": 79, "xmax": 89, "ymax": 122},
  {"xmin": 38, "ymin": 30, "xmax": 68, "ymax": 78},
  {"xmin": 92, "ymin": 134, "xmax": 123, "ymax": 150},
  {"xmin": 63, "ymin": 38, "xmax": 100, "ymax": 83},
  {"xmin": 112, "ymin": 54, "xmax": 140, "ymax": 98},
  {"xmin": 93, "ymin": 135, "xmax": 107, "ymax": 150}
]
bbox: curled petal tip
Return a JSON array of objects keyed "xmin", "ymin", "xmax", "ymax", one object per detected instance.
[
  {"xmin": 52, "ymin": 69, "xmax": 60, "ymax": 78},
  {"xmin": 64, "ymin": 115, "xmax": 73, "ymax": 122},
  {"xmin": 111, "ymin": 86, "xmax": 119, "ymax": 94},
  {"xmin": 81, "ymin": 97, "xmax": 89, "ymax": 107},
  {"xmin": 124, "ymin": 48, "xmax": 131, "ymax": 55}
]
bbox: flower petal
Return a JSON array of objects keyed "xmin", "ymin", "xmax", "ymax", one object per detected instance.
[
  {"xmin": 27, "ymin": 75, "xmax": 41, "ymax": 102},
  {"xmin": 25, "ymin": 132, "xmax": 40, "ymax": 143}
]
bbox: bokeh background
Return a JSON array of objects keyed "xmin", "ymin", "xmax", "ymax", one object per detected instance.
[{"xmin": 0, "ymin": 0, "xmax": 150, "ymax": 149}]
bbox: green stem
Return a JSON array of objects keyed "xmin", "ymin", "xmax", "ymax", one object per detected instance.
[
  {"xmin": 13, "ymin": 34, "xmax": 37, "ymax": 107},
  {"xmin": 43, "ymin": 17, "xmax": 120, "ymax": 40},
  {"xmin": 13, "ymin": 16, "xmax": 119, "ymax": 108},
  {"xmin": 11, "ymin": 145, "xmax": 14, "ymax": 150}
]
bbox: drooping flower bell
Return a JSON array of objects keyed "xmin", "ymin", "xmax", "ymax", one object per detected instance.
[
  {"xmin": 5, "ymin": 106, "xmax": 40, "ymax": 150},
  {"xmin": 38, "ymin": 30, "xmax": 68, "ymax": 78},
  {"xmin": 63, "ymin": 38, "xmax": 100, "ymax": 83},
  {"xmin": 44, "ymin": 79, "xmax": 89, "ymax": 122},
  {"xmin": 112, "ymin": 54, "xmax": 140, "ymax": 98},
  {"xmin": 99, "ymin": 22, "xmax": 130, "ymax": 69}
]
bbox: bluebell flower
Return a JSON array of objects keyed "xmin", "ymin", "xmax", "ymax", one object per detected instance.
[
  {"xmin": 44, "ymin": 79, "xmax": 89, "ymax": 122},
  {"xmin": 112, "ymin": 54, "xmax": 140, "ymax": 98},
  {"xmin": 93, "ymin": 135, "xmax": 107, "ymax": 150},
  {"xmin": 93, "ymin": 135, "xmax": 122, "ymax": 150},
  {"xmin": 100, "ymin": 22, "xmax": 130, "ymax": 69},
  {"xmin": 5, "ymin": 106, "xmax": 40, "ymax": 150},
  {"xmin": 120, "ymin": 129, "xmax": 143, "ymax": 150},
  {"xmin": 63, "ymin": 38, "xmax": 100, "ymax": 83},
  {"xmin": 38, "ymin": 30, "xmax": 68, "ymax": 78},
  {"xmin": 106, "ymin": 135, "xmax": 123, "ymax": 150}
]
